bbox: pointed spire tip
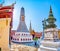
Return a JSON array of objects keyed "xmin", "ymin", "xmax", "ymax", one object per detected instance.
[{"xmin": 50, "ymin": 5, "xmax": 52, "ymax": 10}]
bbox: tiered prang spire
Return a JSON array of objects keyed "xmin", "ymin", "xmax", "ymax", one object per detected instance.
[
  {"xmin": 42, "ymin": 6, "xmax": 57, "ymax": 29},
  {"xmin": 47, "ymin": 6, "xmax": 56, "ymax": 28},
  {"xmin": 17, "ymin": 7, "xmax": 29, "ymax": 32}
]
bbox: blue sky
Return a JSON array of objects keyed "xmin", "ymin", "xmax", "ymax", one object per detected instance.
[{"xmin": 0, "ymin": 0, "xmax": 60, "ymax": 32}]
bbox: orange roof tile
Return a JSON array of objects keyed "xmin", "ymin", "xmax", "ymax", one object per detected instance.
[{"xmin": 35, "ymin": 32, "xmax": 42, "ymax": 38}]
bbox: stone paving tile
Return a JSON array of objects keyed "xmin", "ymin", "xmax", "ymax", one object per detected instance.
[{"xmin": 11, "ymin": 43, "xmax": 38, "ymax": 51}]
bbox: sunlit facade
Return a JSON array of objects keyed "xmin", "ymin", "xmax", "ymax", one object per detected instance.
[{"xmin": 0, "ymin": 4, "xmax": 14, "ymax": 51}]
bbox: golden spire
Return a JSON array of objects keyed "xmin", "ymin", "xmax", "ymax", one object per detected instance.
[
  {"xmin": 11, "ymin": 1, "xmax": 16, "ymax": 6},
  {"xmin": 31, "ymin": 30, "xmax": 35, "ymax": 35}
]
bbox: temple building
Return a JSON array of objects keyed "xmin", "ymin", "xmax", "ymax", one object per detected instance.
[
  {"xmin": 44, "ymin": 6, "xmax": 58, "ymax": 41},
  {"xmin": 11, "ymin": 7, "xmax": 33, "ymax": 46},
  {"xmin": 0, "ymin": 3, "xmax": 14, "ymax": 51},
  {"xmin": 40, "ymin": 6, "xmax": 60, "ymax": 51}
]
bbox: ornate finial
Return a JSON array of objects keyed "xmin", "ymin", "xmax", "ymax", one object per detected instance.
[
  {"xmin": 22, "ymin": 7, "xmax": 24, "ymax": 9},
  {"xmin": 0, "ymin": 0, "xmax": 4, "ymax": 7},
  {"xmin": 12, "ymin": 1, "xmax": 16, "ymax": 6},
  {"xmin": 49, "ymin": 5, "xmax": 53, "ymax": 14},
  {"xmin": 0, "ymin": 4, "xmax": 2, "ymax": 7},
  {"xmin": 20, "ymin": 7, "xmax": 25, "ymax": 16},
  {"xmin": 50, "ymin": 5, "xmax": 52, "ymax": 10},
  {"xmin": 42, "ymin": 18, "xmax": 46, "ymax": 25},
  {"xmin": 42, "ymin": 18, "xmax": 47, "ymax": 29}
]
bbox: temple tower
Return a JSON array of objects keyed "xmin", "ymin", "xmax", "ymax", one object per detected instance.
[
  {"xmin": 47, "ymin": 6, "xmax": 56, "ymax": 28},
  {"xmin": 12, "ymin": 7, "xmax": 33, "ymax": 46},
  {"xmin": 40, "ymin": 6, "xmax": 60, "ymax": 51},
  {"xmin": 17, "ymin": 7, "xmax": 29, "ymax": 32},
  {"xmin": 43, "ymin": 6, "xmax": 58, "ymax": 41}
]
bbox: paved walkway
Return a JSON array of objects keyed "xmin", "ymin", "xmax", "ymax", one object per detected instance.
[
  {"xmin": 38, "ymin": 48, "xmax": 40, "ymax": 51},
  {"xmin": 10, "ymin": 43, "xmax": 39, "ymax": 51}
]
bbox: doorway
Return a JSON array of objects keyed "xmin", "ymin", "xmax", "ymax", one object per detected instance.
[{"xmin": 0, "ymin": 48, "xmax": 1, "ymax": 51}]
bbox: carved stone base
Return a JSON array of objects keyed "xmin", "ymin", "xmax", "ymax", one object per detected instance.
[{"xmin": 40, "ymin": 41, "xmax": 60, "ymax": 51}]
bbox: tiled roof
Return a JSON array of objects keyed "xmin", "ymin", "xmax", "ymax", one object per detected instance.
[{"xmin": 35, "ymin": 32, "xmax": 42, "ymax": 38}]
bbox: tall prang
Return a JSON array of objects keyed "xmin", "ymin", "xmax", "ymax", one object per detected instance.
[
  {"xmin": 12, "ymin": 7, "xmax": 33, "ymax": 45},
  {"xmin": 17, "ymin": 7, "xmax": 29, "ymax": 32}
]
